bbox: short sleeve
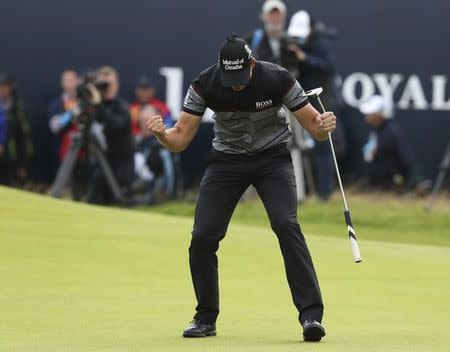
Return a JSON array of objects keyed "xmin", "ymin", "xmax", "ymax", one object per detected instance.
[
  {"xmin": 281, "ymin": 71, "xmax": 308, "ymax": 112},
  {"xmin": 182, "ymin": 83, "xmax": 207, "ymax": 117}
]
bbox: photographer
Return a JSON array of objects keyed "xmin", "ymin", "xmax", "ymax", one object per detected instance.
[
  {"xmin": 85, "ymin": 66, "xmax": 134, "ymax": 204},
  {"xmin": 287, "ymin": 11, "xmax": 346, "ymax": 200},
  {"xmin": 287, "ymin": 11, "xmax": 339, "ymax": 110}
]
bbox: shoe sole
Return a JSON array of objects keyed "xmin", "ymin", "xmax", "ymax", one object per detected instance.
[
  {"xmin": 183, "ymin": 331, "xmax": 217, "ymax": 338},
  {"xmin": 303, "ymin": 325, "xmax": 325, "ymax": 342}
]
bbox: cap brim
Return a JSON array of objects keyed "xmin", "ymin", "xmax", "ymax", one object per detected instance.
[
  {"xmin": 220, "ymin": 68, "xmax": 251, "ymax": 87},
  {"xmin": 287, "ymin": 27, "xmax": 311, "ymax": 39}
]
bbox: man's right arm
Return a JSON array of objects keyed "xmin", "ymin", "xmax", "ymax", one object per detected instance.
[
  {"xmin": 145, "ymin": 111, "xmax": 202, "ymax": 153},
  {"xmin": 146, "ymin": 79, "xmax": 207, "ymax": 152}
]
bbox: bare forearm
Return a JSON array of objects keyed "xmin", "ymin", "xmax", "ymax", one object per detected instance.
[
  {"xmin": 149, "ymin": 112, "xmax": 202, "ymax": 153},
  {"xmin": 155, "ymin": 126, "xmax": 191, "ymax": 153},
  {"xmin": 293, "ymin": 103, "xmax": 336, "ymax": 141}
]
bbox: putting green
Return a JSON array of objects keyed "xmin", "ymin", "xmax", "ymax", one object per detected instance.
[{"xmin": 1, "ymin": 186, "xmax": 449, "ymax": 351}]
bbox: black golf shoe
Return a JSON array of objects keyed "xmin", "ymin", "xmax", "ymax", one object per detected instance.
[
  {"xmin": 182, "ymin": 319, "xmax": 217, "ymax": 338},
  {"xmin": 302, "ymin": 320, "xmax": 326, "ymax": 342}
]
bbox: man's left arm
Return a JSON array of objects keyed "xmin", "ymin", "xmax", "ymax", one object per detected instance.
[
  {"xmin": 292, "ymin": 103, "xmax": 336, "ymax": 141},
  {"xmin": 281, "ymin": 72, "xmax": 336, "ymax": 141}
]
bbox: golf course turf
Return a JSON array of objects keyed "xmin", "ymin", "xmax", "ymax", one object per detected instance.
[{"xmin": 1, "ymin": 186, "xmax": 449, "ymax": 351}]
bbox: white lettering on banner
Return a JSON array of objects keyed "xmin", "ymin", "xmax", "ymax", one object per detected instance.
[
  {"xmin": 372, "ymin": 74, "xmax": 403, "ymax": 117},
  {"xmin": 398, "ymin": 75, "xmax": 428, "ymax": 110},
  {"xmin": 159, "ymin": 67, "xmax": 183, "ymax": 118},
  {"xmin": 341, "ymin": 73, "xmax": 450, "ymax": 112},
  {"xmin": 431, "ymin": 75, "xmax": 450, "ymax": 110},
  {"xmin": 342, "ymin": 72, "xmax": 375, "ymax": 107}
]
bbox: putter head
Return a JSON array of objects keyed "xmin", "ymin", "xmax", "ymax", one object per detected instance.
[{"xmin": 304, "ymin": 87, "xmax": 323, "ymax": 98}]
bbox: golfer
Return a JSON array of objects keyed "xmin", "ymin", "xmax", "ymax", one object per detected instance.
[{"xmin": 145, "ymin": 35, "xmax": 335, "ymax": 342}]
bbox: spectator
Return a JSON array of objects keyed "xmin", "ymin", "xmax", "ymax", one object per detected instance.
[
  {"xmin": 243, "ymin": 0, "xmax": 298, "ymax": 72},
  {"xmin": 287, "ymin": 11, "xmax": 340, "ymax": 110},
  {"xmin": 0, "ymin": 73, "xmax": 33, "ymax": 186},
  {"xmin": 130, "ymin": 76, "xmax": 176, "ymax": 199},
  {"xmin": 130, "ymin": 76, "xmax": 175, "ymax": 134},
  {"xmin": 287, "ymin": 10, "xmax": 346, "ymax": 200},
  {"xmin": 86, "ymin": 66, "xmax": 134, "ymax": 204},
  {"xmin": 359, "ymin": 95, "xmax": 430, "ymax": 194},
  {"xmin": 48, "ymin": 69, "xmax": 80, "ymax": 174},
  {"xmin": 49, "ymin": 69, "xmax": 94, "ymax": 200}
]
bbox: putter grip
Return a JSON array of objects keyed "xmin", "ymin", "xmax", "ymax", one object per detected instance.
[{"xmin": 344, "ymin": 210, "xmax": 362, "ymax": 263}]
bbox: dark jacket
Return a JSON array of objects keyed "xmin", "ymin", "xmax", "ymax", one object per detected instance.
[
  {"xmin": 0, "ymin": 105, "xmax": 6, "ymax": 146},
  {"xmin": 243, "ymin": 29, "xmax": 299, "ymax": 75},
  {"xmin": 295, "ymin": 28, "xmax": 340, "ymax": 110},
  {"xmin": 1, "ymin": 97, "xmax": 33, "ymax": 166},
  {"xmin": 95, "ymin": 97, "xmax": 134, "ymax": 161},
  {"xmin": 370, "ymin": 119, "xmax": 417, "ymax": 186}
]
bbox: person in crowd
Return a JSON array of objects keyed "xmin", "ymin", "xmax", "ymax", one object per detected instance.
[
  {"xmin": 48, "ymin": 69, "xmax": 80, "ymax": 165},
  {"xmin": 243, "ymin": 0, "xmax": 297, "ymax": 72},
  {"xmin": 287, "ymin": 10, "xmax": 340, "ymax": 109},
  {"xmin": 130, "ymin": 76, "xmax": 174, "ymax": 134},
  {"xmin": 359, "ymin": 95, "xmax": 430, "ymax": 194},
  {"xmin": 287, "ymin": 10, "xmax": 347, "ymax": 200},
  {"xmin": 85, "ymin": 66, "xmax": 134, "ymax": 204},
  {"xmin": 0, "ymin": 72, "xmax": 33, "ymax": 186},
  {"xmin": 48, "ymin": 68, "xmax": 93, "ymax": 199},
  {"xmin": 130, "ymin": 76, "xmax": 176, "ymax": 199}
]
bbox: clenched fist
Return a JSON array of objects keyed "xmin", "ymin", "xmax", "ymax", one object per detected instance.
[
  {"xmin": 145, "ymin": 114, "xmax": 167, "ymax": 136},
  {"xmin": 314, "ymin": 112, "xmax": 336, "ymax": 134}
]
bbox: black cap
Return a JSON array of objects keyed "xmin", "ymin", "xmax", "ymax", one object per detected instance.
[
  {"xmin": 136, "ymin": 76, "xmax": 155, "ymax": 88},
  {"xmin": 219, "ymin": 34, "xmax": 253, "ymax": 87}
]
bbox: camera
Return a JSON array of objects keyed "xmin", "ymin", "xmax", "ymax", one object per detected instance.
[
  {"xmin": 74, "ymin": 72, "xmax": 110, "ymax": 125},
  {"xmin": 76, "ymin": 72, "xmax": 110, "ymax": 104}
]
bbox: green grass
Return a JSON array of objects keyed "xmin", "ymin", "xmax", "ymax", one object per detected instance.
[
  {"xmin": 144, "ymin": 193, "xmax": 450, "ymax": 247},
  {"xmin": 1, "ymin": 186, "xmax": 450, "ymax": 352}
]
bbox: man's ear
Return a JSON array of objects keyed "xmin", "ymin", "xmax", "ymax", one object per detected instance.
[{"xmin": 250, "ymin": 58, "xmax": 257, "ymax": 69}]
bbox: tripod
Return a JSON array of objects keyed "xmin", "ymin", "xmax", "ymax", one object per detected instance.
[
  {"xmin": 426, "ymin": 137, "xmax": 450, "ymax": 210},
  {"xmin": 50, "ymin": 121, "xmax": 124, "ymax": 203}
]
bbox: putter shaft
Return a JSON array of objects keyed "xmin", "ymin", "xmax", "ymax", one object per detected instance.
[{"xmin": 316, "ymin": 95, "xmax": 362, "ymax": 263}]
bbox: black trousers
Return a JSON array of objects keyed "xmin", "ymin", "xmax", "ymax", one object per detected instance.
[{"xmin": 189, "ymin": 144, "xmax": 324, "ymax": 325}]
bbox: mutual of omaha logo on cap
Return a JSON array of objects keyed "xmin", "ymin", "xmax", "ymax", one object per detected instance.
[{"xmin": 219, "ymin": 35, "xmax": 253, "ymax": 87}]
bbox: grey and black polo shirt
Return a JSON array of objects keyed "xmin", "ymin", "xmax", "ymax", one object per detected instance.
[{"xmin": 182, "ymin": 60, "xmax": 309, "ymax": 154}]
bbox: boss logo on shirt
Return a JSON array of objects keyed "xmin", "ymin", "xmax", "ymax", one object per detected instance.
[{"xmin": 256, "ymin": 99, "xmax": 273, "ymax": 109}]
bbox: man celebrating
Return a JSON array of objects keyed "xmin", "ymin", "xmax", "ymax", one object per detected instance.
[{"xmin": 145, "ymin": 35, "xmax": 336, "ymax": 342}]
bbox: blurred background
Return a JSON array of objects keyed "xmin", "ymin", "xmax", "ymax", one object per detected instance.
[{"xmin": 1, "ymin": 0, "xmax": 449, "ymax": 204}]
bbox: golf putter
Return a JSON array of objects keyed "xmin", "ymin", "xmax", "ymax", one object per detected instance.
[{"xmin": 304, "ymin": 88, "xmax": 362, "ymax": 263}]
